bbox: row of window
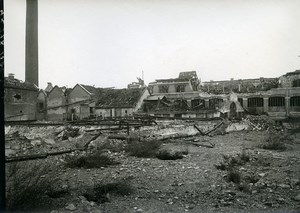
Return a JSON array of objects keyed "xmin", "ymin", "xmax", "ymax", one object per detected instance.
[
  {"xmin": 158, "ymin": 85, "xmax": 186, "ymax": 93},
  {"xmin": 244, "ymin": 96, "xmax": 300, "ymax": 107}
]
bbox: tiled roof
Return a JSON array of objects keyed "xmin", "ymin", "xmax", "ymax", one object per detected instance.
[
  {"xmin": 96, "ymin": 87, "xmax": 146, "ymax": 108},
  {"xmin": 80, "ymin": 84, "xmax": 98, "ymax": 95},
  {"xmin": 283, "ymin": 70, "xmax": 300, "ymax": 77}
]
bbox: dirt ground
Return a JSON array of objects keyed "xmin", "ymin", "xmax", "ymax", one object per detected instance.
[{"xmin": 5, "ymin": 119, "xmax": 300, "ymax": 213}]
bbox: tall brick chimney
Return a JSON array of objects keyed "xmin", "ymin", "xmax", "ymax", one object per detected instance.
[{"xmin": 25, "ymin": 0, "xmax": 39, "ymax": 86}]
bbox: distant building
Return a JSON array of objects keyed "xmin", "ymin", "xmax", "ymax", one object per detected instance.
[
  {"xmin": 66, "ymin": 84, "xmax": 97, "ymax": 120},
  {"xmin": 201, "ymin": 77, "xmax": 279, "ymax": 94},
  {"xmin": 95, "ymin": 87, "xmax": 150, "ymax": 118},
  {"xmin": 127, "ymin": 77, "xmax": 145, "ymax": 89},
  {"xmin": 4, "ymin": 74, "xmax": 39, "ymax": 121},
  {"xmin": 46, "ymin": 86, "xmax": 70, "ymax": 121}
]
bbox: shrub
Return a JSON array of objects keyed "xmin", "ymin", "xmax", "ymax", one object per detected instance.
[
  {"xmin": 83, "ymin": 179, "xmax": 133, "ymax": 203},
  {"xmin": 6, "ymin": 160, "xmax": 62, "ymax": 211},
  {"xmin": 215, "ymin": 150, "xmax": 250, "ymax": 171},
  {"xmin": 125, "ymin": 139, "xmax": 162, "ymax": 158},
  {"xmin": 261, "ymin": 131, "xmax": 287, "ymax": 151},
  {"xmin": 227, "ymin": 169, "xmax": 241, "ymax": 183},
  {"xmin": 156, "ymin": 147, "xmax": 188, "ymax": 160},
  {"xmin": 65, "ymin": 150, "xmax": 120, "ymax": 168}
]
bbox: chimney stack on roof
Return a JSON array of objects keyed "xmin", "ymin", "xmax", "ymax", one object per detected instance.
[
  {"xmin": 45, "ymin": 82, "xmax": 53, "ymax": 93},
  {"xmin": 8, "ymin": 73, "xmax": 15, "ymax": 80}
]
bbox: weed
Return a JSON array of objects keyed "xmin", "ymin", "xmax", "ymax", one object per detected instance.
[
  {"xmin": 215, "ymin": 150, "xmax": 250, "ymax": 171},
  {"xmin": 125, "ymin": 139, "xmax": 162, "ymax": 158},
  {"xmin": 239, "ymin": 149, "xmax": 250, "ymax": 162},
  {"xmin": 261, "ymin": 131, "xmax": 287, "ymax": 151},
  {"xmin": 83, "ymin": 179, "xmax": 133, "ymax": 203},
  {"xmin": 227, "ymin": 169, "xmax": 241, "ymax": 183},
  {"xmin": 237, "ymin": 182, "xmax": 251, "ymax": 193},
  {"xmin": 6, "ymin": 160, "xmax": 62, "ymax": 211}
]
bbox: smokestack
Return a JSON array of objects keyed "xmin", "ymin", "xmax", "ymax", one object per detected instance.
[{"xmin": 25, "ymin": 0, "xmax": 39, "ymax": 86}]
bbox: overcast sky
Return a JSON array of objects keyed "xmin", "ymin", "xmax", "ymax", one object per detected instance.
[{"xmin": 4, "ymin": 0, "xmax": 300, "ymax": 89}]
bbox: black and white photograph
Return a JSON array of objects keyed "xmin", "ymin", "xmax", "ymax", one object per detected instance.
[{"xmin": 2, "ymin": 0, "xmax": 300, "ymax": 212}]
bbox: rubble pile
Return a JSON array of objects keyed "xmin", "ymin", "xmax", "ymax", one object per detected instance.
[
  {"xmin": 4, "ymin": 125, "xmax": 88, "ymax": 157},
  {"xmin": 244, "ymin": 115, "xmax": 277, "ymax": 131}
]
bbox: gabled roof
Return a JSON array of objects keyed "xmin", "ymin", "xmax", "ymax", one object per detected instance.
[
  {"xmin": 96, "ymin": 87, "xmax": 147, "ymax": 108},
  {"xmin": 38, "ymin": 89, "xmax": 47, "ymax": 96},
  {"xmin": 48, "ymin": 85, "xmax": 70, "ymax": 96},
  {"xmin": 79, "ymin": 84, "xmax": 98, "ymax": 95},
  {"xmin": 4, "ymin": 77, "xmax": 38, "ymax": 91}
]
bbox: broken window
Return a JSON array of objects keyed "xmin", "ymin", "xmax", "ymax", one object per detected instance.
[
  {"xmin": 209, "ymin": 98, "xmax": 223, "ymax": 109},
  {"xmin": 269, "ymin": 97, "xmax": 285, "ymax": 107},
  {"xmin": 292, "ymin": 79, "xmax": 300, "ymax": 87},
  {"xmin": 13, "ymin": 94, "xmax": 22, "ymax": 101},
  {"xmin": 176, "ymin": 85, "xmax": 185, "ymax": 92},
  {"xmin": 290, "ymin": 96, "xmax": 300, "ymax": 107},
  {"xmin": 159, "ymin": 85, "xmax": 169, "ymax": 93},
  {"xmin": 38, "ymin": 102, "xmax": 44, "ymax": 110},
  {"xmin": 148, "ymin": 85, "xmax": 153, "ymax": 94},
  {"xmin": 191, "ymin": 99, "xmax": 205, "ymax": 109},
  {"xmin": 248, "ymin": 97, "xmax": 263, "ymax": 107}
]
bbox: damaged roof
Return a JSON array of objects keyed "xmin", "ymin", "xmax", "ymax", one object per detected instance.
[
  {"xmin": 4, "ymin": 77, "xmax": 39, "ymax": 91},
  {"xmin": 96, "ymin": 87, "xmax": 146, "ymax": 108},
  {"xmin": 79, "ymin": 84, "xmax": 98, "ymax": 95},
  {"xmin": 283, "ymin": 70, "xmax": 300, "ymax": 77},
  {"xmin": 178, "ymin": 71, "xmax": 198, "ymax": 80}
]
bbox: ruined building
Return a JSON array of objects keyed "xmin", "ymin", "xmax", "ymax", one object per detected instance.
[{"xmin": 4, "ymin": 74, "xmax": 39, "ymax": 121}]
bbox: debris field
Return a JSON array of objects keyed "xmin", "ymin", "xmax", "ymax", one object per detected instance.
[{"xmin": 5, "ymin": 116, "xmax": 300, "ymax": 212}]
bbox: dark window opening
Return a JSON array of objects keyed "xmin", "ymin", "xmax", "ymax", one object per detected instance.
[
  {"xmin": 71, "ymin": 108, "xmax": 76, "ymax": 113},
  {"xmin": 38, "ymin": 102, "xmax": 44, "ymax": 110},
  {"xmin": 269, "ymin": 97, "xmax": 285, "ymax": 107},
  {"xmin": 238, "ymin": 98, "xmax": 243, "ymax": 107},
  {"xmin": 209, "ymin": 98, "xmax": 223, "ymax": 109},
  {"xmin": 159, "ymin": 85, "xmax": 169, "ymax": 93},
  {"xmin": 191, "ymin": 99, "xmax": 205, "ymax": 109},
  {"xmin": 176, "ymin": 85, "xmax": 185, "ymax": 92},
  {"xmin": 248, "ymin": 97, "xmax": 263, "ymax": 107},
  {"xmin": 13, "ymin": 94, "xmax": 22, "ymax": 100},
  {"xmin": 290, "ymin": 96, "xmax": 300, "ymax": 107},
  {"xmin": 292, "ymin": 79, "xmax": 300, "ymax": 87}
]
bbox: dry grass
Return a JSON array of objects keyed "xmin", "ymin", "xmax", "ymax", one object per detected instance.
[
  {"xmin": 125, "ymin": 139, "xmax": 162, "ymax": 158},
  {"xmin": 6, "ymin": 159, "xmax": 62, "ymax": 211}
]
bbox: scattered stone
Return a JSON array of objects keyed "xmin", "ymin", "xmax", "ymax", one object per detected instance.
[
  {"xmin": 294, "ymin": 194, "xmax": 300, "ymax": 201},
  {"xmin": 31, "ymin": 139, "xmax": 42, "ymax": 146},
  {"xmin": 44, "ymin": 138, "xmax": 56, "ymax": 145},
  {"xmin": 11, "ymin": 144, "xmax": 21, "ymax": 150},
  {"xmin": 156, "ymin": 147, "xmax": 186, "ymax": 160},
  {"xmin": 5, "ymin": 149, "xmax": 16, "ymax": 157},
  {"xmin": 278, "ymin": 183, "xmax": 290, "ymax": 189},
  {"xmin": 65, "ymin": 203, "xmax": 76, "ymax": 211}
]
